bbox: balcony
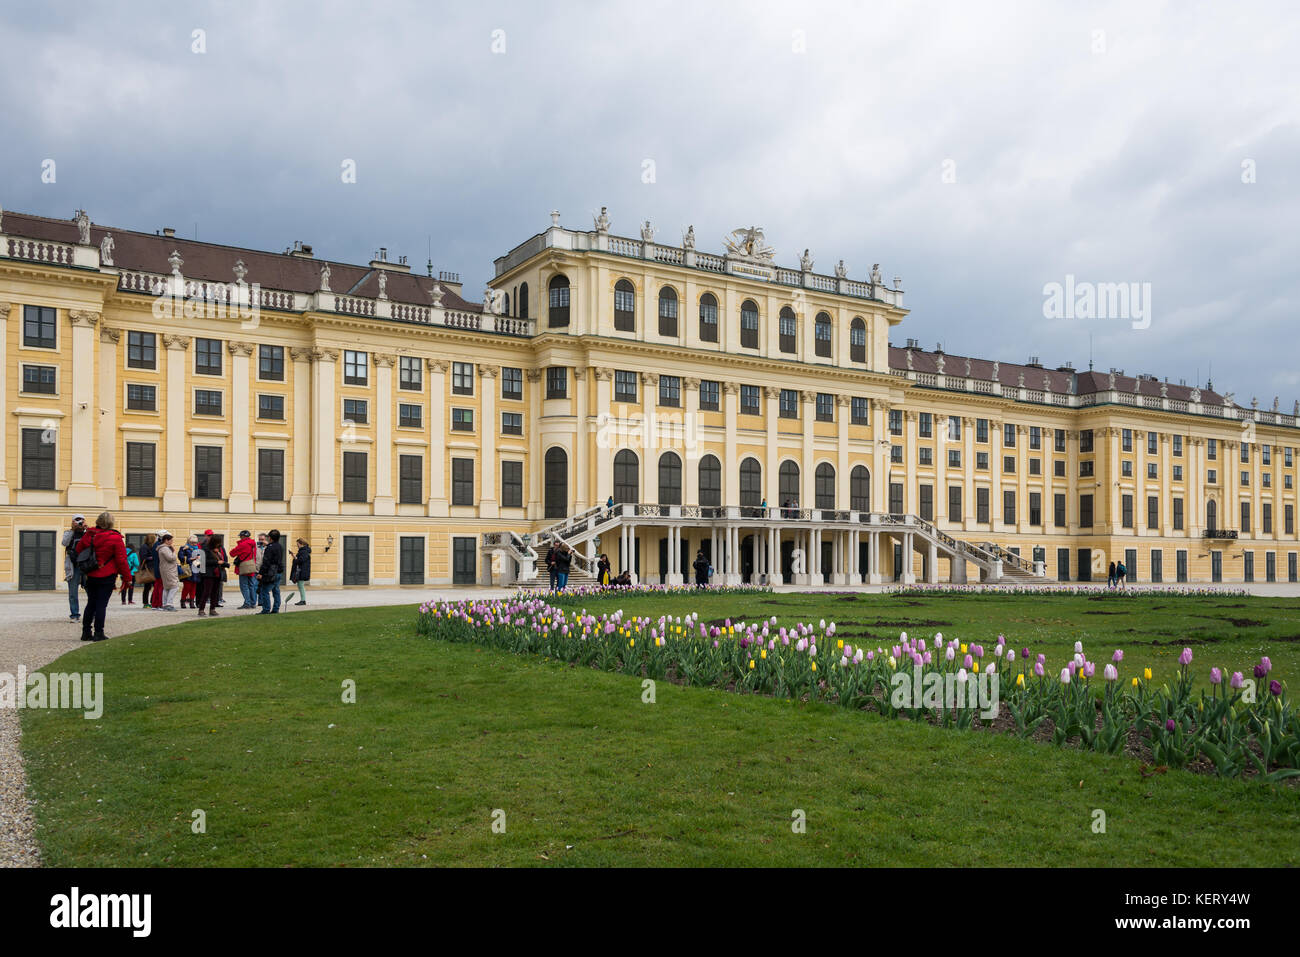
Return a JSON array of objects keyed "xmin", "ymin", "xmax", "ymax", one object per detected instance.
[{"xmin": 1202, "ymin": 529, "xmax": 1238, "ymax": 540}]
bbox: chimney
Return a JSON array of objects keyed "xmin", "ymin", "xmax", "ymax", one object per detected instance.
[
  {"xmin": 162, "ymin": 227, "xmax": 176, "ymax": 238},
  {"xmin": 369, "ymin": 246, "xmax": 411, "ymax": 273},
  {"xmin": 288, "ymin": 241, "xmax": 314, "ymax": 259}
]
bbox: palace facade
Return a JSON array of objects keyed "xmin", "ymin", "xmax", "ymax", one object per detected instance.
[{"xmin": 1, "ymin": 206, "xmax": 1295, "ymax": 590}]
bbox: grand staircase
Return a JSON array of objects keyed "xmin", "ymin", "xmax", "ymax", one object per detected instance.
[{"xmin": 481, "ymin": 504, "xmax": 1048, "ymax": 586}]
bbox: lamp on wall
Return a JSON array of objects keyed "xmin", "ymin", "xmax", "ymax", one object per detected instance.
[{"xmin": 325, "ymin": 534, "xmax": 334, "ymax": 553}]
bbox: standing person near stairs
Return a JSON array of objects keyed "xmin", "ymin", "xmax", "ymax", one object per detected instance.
[
  {"xmin": 545, "ymin": 542, "xmax": 558, "ymax": 591},
  {"xmin": 554, "ymin": 542, "xmax": 572, "ymax": 591}
]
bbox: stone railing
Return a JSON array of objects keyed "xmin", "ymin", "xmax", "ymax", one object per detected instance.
[{"xmin": 6, "ymin": 236, "xmax": 78, "ymax": 265}]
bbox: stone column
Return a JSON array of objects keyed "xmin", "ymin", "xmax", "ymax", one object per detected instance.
[
  {"xmin": 836, "ymin": 395, "xmax": 850, "ymax": 509},
  {"xmin": 0, "ymin": 303, "xmax": 9, "ymax": 502},
  {"xmin": 684, "ymin": 376, "xmax": 701, "ymax": 504},
  {"xmin": 801, "ymin": 390, "xmax": 815, "ymax": 509},
  {"xmin": 427, "ymin": 359, "xmax": 448, "ymax": 516},
  {"xmin": 161, "ymin": 334, "xmax": 192, "ymax": 512},
  {"xmin": 640, "ymin": 372, "xmax": 657, "ymax": 505},
  {"xmin": 592, "ymin": 368, "xmax": 613, "ymax": 511},
  {"xmin": 526, "ymin": 368, "xmax": 543, "ymax": 517},
  {"xmin": 1108, "ymin": 428, "xmax": 1122, "ymax": 533},
  {"xmin": 872, "ymin": 402, "xmax": 887, "ymax": 514},
  {"xmin": 574, "ymin": 368, "xmax": 588, "ymax": 510},
  {"xmin": 311, "ymin": 347, "xmax": 340, "ymax": 514},
  {"xmin": 372, "ymin": 352, "xmax": 396, "ymax": 515},
  {"xmin": 764, "ymin": 387, "xmax": 780, "ymax": 505},
  {"xmin": 227, "ymin": 340, "xmax": 255, "ymax": 513},
  {"xmin": 990, "ymin": 418, "xmax": 1002, "ymax": 532},
  {"xmin": 289, "ymin": 348, "xmax": 314, "ymax": 513},
  {"xmin": 66, "ymin": 310, "xmax": 100, "ymax": 506},
  {"xmin": 478, "ymin": 364, "xmax": 499, "ymax": 518},
  {"xmin": 97, "ymin": 326, "xmax": 120, "ymax": 509},
  {"xmin": 723, "ymin": 382, "xmax": 739, "ymax": 507}
]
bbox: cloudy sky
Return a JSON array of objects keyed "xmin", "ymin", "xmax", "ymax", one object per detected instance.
[{"xmin": 2, "ymin": 0, "xmax": 1295, "ymax": 399}]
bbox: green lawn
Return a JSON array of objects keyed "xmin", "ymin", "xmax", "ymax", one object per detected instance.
[{"xmin": 22, "ymin": 593, "xmax": 1300, "ymax": 867}]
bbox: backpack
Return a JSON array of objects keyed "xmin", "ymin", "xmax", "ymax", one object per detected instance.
[{"xmin": 74, "ymin": 532, "xmax": 101, "ymax": 574}]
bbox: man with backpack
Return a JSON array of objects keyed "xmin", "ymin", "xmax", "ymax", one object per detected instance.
[
  {"xmin": 61, "ymin": 513, "xmax": 87, "ymax": 621},
  {"xmin": 258, "ymin": 529, "xmax": 285, "ymax": 614}
]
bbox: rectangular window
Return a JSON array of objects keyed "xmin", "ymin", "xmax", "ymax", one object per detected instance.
[
  {"xmin": 452, "ymin": 537, "xmax": 476, "ymax": 584},
  {"xmin": 1080, "ymin": 429, "xmax": 1094, "ymax": 452},
  {"xmin": 976, "ymin": 418, "xmax": 989, "ymax": 443},
  {"xmin": 919, "ymin": 413, "xmax": 933, "ymax": 438},
  {"xmin": 614, "ymin": 370, "xmax": 638, "ymax": 403},
  {"xmin": 1241, "ymin": 443, "xmax": 1250, "ymax": 464},
  {"xmin": 500, "ymin": 366, "xmax": 522, "ymax": 399},
  {"xmin": 1002, "ymin": 490, "xmax": 1016, "ymax": 524},
  {"xmin": 948, "ymin": 417, "xmax": 962, "ymax": 442},
  {"xmin": 127, "ymin": 331, "xmax": 157, "ymax": 370},
  {"xmin": 125, "ymin": 442, "xmax": 156, "ymax": 497},
  {"xmin": 1244, "ymin": 551, "xmax": 1255, "ymax": 583},
  {"xmin": 451, "ymin": 458, "xmax": 474, "ymax": 506},
  {"xmin": 1147, "ymin": 432, "xmax": 1157, "ymax": 455},
  {"xmin": 740, "ymin": 302, "xmax": 759, "ymax": 349},
  {"xmin": 1122, "ymin": 494, "xmax": 1134, "ymax": 528},
  {"xmin": 1054, "ymin": 428, "xmax": 1066, "ymax": 452},
  {"xmin": 1003, "ymin": 423, "xmax": 1016, "ymax": 447},
  {"xmin": 1057, "ymin": 547, "xmax": 1071, "ymax": 582},
  {"xmin": 919, "ymin": 484, "xmax": 933, "ymax": 521},
  {"xmin": 779, "ymin": 389, "xmax": 798, "ymax": 418},
  {"xmin": 126, "ymin": 383, "xmax": 156, "ymax": 411},
  {"xmin": 699, "ymin": 297, "xmax": 718, "ymax": 341},
  {"xmin": 1147, "ymin": 495, "xmax": 1159, "ymax": 530},
  {"xmin": 741, "ymin": 385, "xmax": 761, "ymax": 415},
  {"xmin": 1054, "ymin": 492, "xmax": 1066, "ymax": 528},
  {"xmin": 1080, "ymin": 494, "xmax": 1094, "ymax": 528},
  {"xmin": 257, "ymin": 448, "xmax": 284, "ymax": 501},
  {"xmin": 22, "ymin": 305, "xmax": 57, "ymax": 349},
  {"xmin": 888, "ymin": 409, "xmax": 903, "ymax": 435},
  {"xmin": 976, "ymin": 487, "xmax": 990, "ymax": 523},
  {"xmin": 1122, "ymin": 461, "xmax": 1133, "ymax": 477},
  {"xmin": 1029, "ymin": 491, "xmax": 1042, "ymax": 526},
  {"xmin": 343, "ymin": 398, "xmax": 368, "ymax": 425},
  {"xmin": 1150, "ymin": 549, "xmax": 1163, "ymax": 583},
  {"xmin": 344, "ymin": 350, "xmax": 369, "ymax": 386},
  {"xmin": 1003, "ymin": 455, "xmax": 1015, "ymax": 473},
  {"xmin": 399, "ymin": 454, "xmax": 423, "ymax": 504},
  {"xmin": 816, "ymin": 393, "xmax": 834, "ymax": 422},
  {"xmin": 700, "ymin": 380, "xmax": 720, "ymax": 411},
  {"xmin": 1208, "ymin": 469, "xmax": 1218, "ymax": 484},
  {"xmin": 398, "ymin": 403, "xmax": 422, "ymax": 428},
  {"xmin": 1263, "ymin": 444, "xmax": 1272, "ymax": 466},
  {"xmin": 1054, "ymin": 460, "xmax": 1065, "ymax": 477},
  {"xmin": 659, "ymin": 375, "xmax": 681, "ymax": 407},
  {"xmin": 1173, "ymin": 497, "xmax": 1184, "ymax": 530},
  {"xmin": 258, "ymin": 394, "xmax": 285, "ymax": 420},
  {"xmin": 1287, "ymin": 505, "xmax": 1295, "ymax": 535},
  {"xmin": 1029, "ymin": 458, "xmax": 1041, "ymax": 475},
  {"xmin": 948, "ymin": 485, "xmax": 962, "ymax": 522},
  {"xmin": 919, "ymin": 447, "xmax": 933, "ymax": 466},
  {"xmin": 1241, "ymin": 501, "xmax": 1251, "ymax": 534},
  {"xmin": 259, "ymin": 344, "xmax": 284, "ymax": 381},
  {"xmin": 195, "ymin": 338, "xmax": 223, "ymax": 376},
  {"xmin": 194, "ymin": 446, "xmax": 222, "ymax": 499},
  {"xmin": 399, "ymin": 537, "xmax": 424, "ymax": 585},
  {"xmin": 1173, "ymin": 434, "xmax": 1183, "ymax": 456},
  {"xmin": 976, "ymin": 451, "xmax": 989, "ymax": 470},
  {"xmin": 1147, "ymin": 462, "xmax": 1158, "ymax": 480},
  {"xmin": 1122, "ymin": 428, "xmax": 1133, "ymax": 452},
  {"xmin": 546, "ymin": 366, "xmax": 568, "ymax": 399},
  {"xmin": 1287, "ymin": 447, "xmax": 1294, "ymax": 468},
  {"xmin": 1266, "ymin": 552, "xmax": 1277, "ymax": 583},
  {"xmin": 451, "ymin": 361, "xmax": 473, "ymax": 395},
  {"xmin": 195, "ymin": 389, "xmax": 223, "ymax": 416},
  {"xmin": 400, "ymin": 356, "xmax": 424, "ymax": 391},
  {"xmin": 891, "ymin": 445, "xmax": 903, "ymax": 464},
  {"xmin": 502, "ymin": 412, "xmax": 523, "ymax": 435},
  {"xmin": 1080, "ymin": 460, "xmax": 1094, "ymax": 477},
  {"xmin": 1207, "ymin": 438, "xmax": 1217, "ymax": 460},
  {"xmin": 501, "ymin": 460, "xmax": 523, "ymax": 508},
  {"xmin": 851, "ymin": 397, "xmax": 869, "ymax": 425},
  {"xmin": 21, "ymin": 428, "xmax": 56, "ymax": 488},
  {"xmin": 948, "ymin": 449, "xmax": 961, "ymax": 468},
  {"xmin": 614, "ymin": 284, "xmax": 636, "ymax": 330},
  {"xmin": 1173, "ymin": 465, "xmax": 1183, "ymax": 481},
  {"xmin": 1177, "ymin": 550, "xmax": 1188, "ymax": 583},
  {"xmin": 342, "ymin": 451, "xmax": 368, "ymax": 502},
  {"xmin": 1263, "ymin": 502, "xmax": 1273, "ymax": 534},
  {"xmin": 451, "ymin": 408, "xmax": 474, "ymax": 431},
  {"xmin": 1029, "ymin": 426, "xmax": 1041, "ymax": 450},
  {"xmin": 21, "ymin": 364, "xmax": 56, "ymax": 394}
]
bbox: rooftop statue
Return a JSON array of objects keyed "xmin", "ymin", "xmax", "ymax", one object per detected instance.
[
  {"xmin": 74, "ymin": 209, "xmax": 91, "ymax": 245},
  {"xmin": 800, "ymin": 248, "xmax": 813, "ymax": 271},
  {"xmin": 99, "ymin": 233, "xmax": 114, "ymax": 266},
  {"xmin": 232, "ymin": 259, "xmax": 247, "ymax": 283},
  {"xmin": 640, "ymin": 220, "xmax": 655, "ymax": 243},
  {"xmin": 991, "ymin": 360, "xmax": 999, "ymax": 381},
  {"xmin": 870, "ymin": 263, "xmax": 883, "ymax": 284},
  {"xmin": 429, "ymin": 282, "xmax": 445, "ymax": 308},
  {"xmin": 723, "ymin": 226, "xmax": 774, "ymax": 263},
  {"xmin": 319, "ymin": 262, "xmax": 331, "ymax": 292},
  {"xmin": 682, "ymin": 225, "xmax": 695, "ymax": 250},
  {"xmin": 377, "ymin": 271, "xmax": 387, "ymax": 299},
  {"xmin": 594, "ymin": 206, "xmax": 610, "ymax": 233},
  {"xmin": 834, "ymin": 259, "xmax": 847, "ymax": 279}
]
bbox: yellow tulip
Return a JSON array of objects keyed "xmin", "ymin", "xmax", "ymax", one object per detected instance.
[
  {"xmin": 1131, "ymin": 677, "xmax": 1139, "ymax": 688},
  {"xmin": 837, "ymin": 639, "xmax": 844, "ymax": 650},
  {"xmin": 761, "ymin": 649, "xmax": 767, "ymax": 660},
  {"xmin": 1016, "ymin": 673, "xmax": 1024, "ymax": 688},
  {"xmin": 811, "ymin": 662, "xmax": 817, "ymax": 672},
  {"xmin": 1144, "ymin": 667, "xmax": 1152, "ymax": 681},
  {"xmin": 629, "ymin": 638, "xmax": 634, "ymax": 647},
  {"xmin": 961, "ymin": 644, "xmax": 968, "ymax": 654},
  {"xmin": 749, "ymin": 660, "xmax": 755, "ymax": 670},
  {"xmin": 972, "ymin": 661, "xmax": 979, "ymax": 673}
]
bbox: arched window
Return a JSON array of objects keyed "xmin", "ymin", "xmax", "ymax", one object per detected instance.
[
  {"xmin": 814, "ymin": 312, "xmax": 833, "ymax": 358},
  {"xmin": 519, "ymin": 282, "xmax": 529, "ymax": 320},
  {"xmin": 503, "ymin": 292, "xmax": 511, "ymax": 316},
  {"xmin": 851, "ymin": 465, "xmax": 870, "ymax": 512},
  {"xmin": 778, "ymin": 306, "xmax": 797, "ymax": 354},
  {"xmin": 1207, "ymin": 499, "xmax": 1218, "ymax": 531},
  {"xmin": 658, "ymin": 451, "xmax": 682, "ymax": 505},
  {"xmin": 548, "ymin": 275, "xmax": 570, "ymax": 328},
  {"xmin": 614, "ymin": 279, "xmax": 636, "ymax": 332},
  {"xmin": 815, "ymin": 463, "xmax": 835, "ymax": 509},
  {"xmin": 613, "ymin": 450, "xmax": 639, "ymax": 504},
  {"xmin": 739, "ymin": 457, "xmax": 762, "ymax": 508},
  {"xmin": 699, "ymin": 293, "xmax": 719, "ymax": 342},
  {"xmin": 740, "ymin": 299, "xmax": 759, "ymax": 349},
  {"xmin": 544, "ymin": 447, "xmax": 568, "ymax": 519},
  {"xmin": 779, "ymin": 461, "xmax": 800, "ymax": 508},
  {"xmin": 850, "ymin": 317, "xmax": 866, "ymax": 363},
  {"xmin": 658, "ymin": 286, "xmax": 678, "ymax": 337},
  {"xmin": 698, "ymin": 454, "xmax": 721, "ymax": 507}
]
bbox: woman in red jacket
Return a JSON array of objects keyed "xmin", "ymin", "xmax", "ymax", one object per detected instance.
[{"xmin": 74, "ymin": 511, "xmax": 132, "ymax": 642}]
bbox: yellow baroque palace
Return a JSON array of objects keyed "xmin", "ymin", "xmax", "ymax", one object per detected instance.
[{"xmin": 1, "ymin": 207, "xmax": 1294, "ymax": 590}]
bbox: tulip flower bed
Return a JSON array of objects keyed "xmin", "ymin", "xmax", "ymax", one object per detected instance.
[
  {"xmin": 535, "ymin": 583, "xmax": 772, "ymax": 603},
  {"xmin": 418, "ymin": 597, "xmax": 1300, "ymax": 783},
  {"xmin": 890, "ymin": 585, "xmax": 1252, "ymax": 598}
]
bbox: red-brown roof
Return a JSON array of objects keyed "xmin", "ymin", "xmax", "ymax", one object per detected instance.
[{"xmin": 2, "ymin": 209, "xmax": 478, "ymax": 312}]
